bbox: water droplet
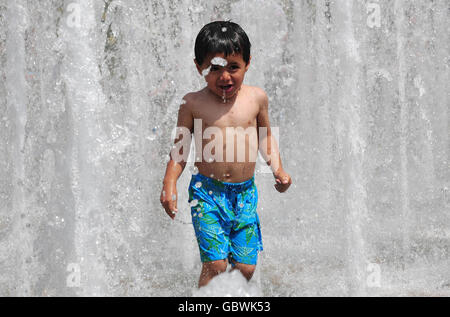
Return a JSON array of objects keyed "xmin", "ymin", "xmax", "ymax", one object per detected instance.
[
  {"xmin": 239, "ymin": 203, "xmax": 244, "ymax": 208},
  {"xmin": 195, "ymin": 181, "xmax": 202, "ymax": 188},
  {"xmin": 190, "ymin": 199, "xmax": 198, "ymax": 207},
  {"xmin": 221, "ymin": 27, "xmax": 227, "ymax": 32},
  {"xmin": 198, "ymin": 213, "xmax": 203, "ymax": 217},
  {"xmin": 147, "ymin": 126, "xmax": 159, "ymax": 141},
  {"xmin": 208, "ymin": 191, "xmax": 213, "ymax": 195},
  {"xmin": 192, "ymin": 166, "xmax": 199, "ymax": 175}
]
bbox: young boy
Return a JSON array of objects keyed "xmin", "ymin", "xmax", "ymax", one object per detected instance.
[{"xmin": 160, "ymin": 21, "xmax": 292, "ymax": 288}]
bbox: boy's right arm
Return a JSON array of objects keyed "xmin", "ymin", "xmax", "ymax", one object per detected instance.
[{"xmin": 160, "ymin": 96, "xmax": 194, "ymax": 219}]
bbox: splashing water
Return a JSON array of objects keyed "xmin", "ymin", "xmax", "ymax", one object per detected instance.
[
  {"xmin": 201, "ymin": 66, "xmax": 211, "ymax": 77},
  {"xmin": 191, "ymin": 166, "xmax": 199, "ymax": 175},
  {"xmin": 0, "ymin": 0, "xmax": 448, "ymax": 297},
  {"xmin": 193, "ymin": 270, "xmax": 262, "ymax": 297},
  {"xmin": 211, "ymin": 57, "xmax": 228, "ymax": 67}
]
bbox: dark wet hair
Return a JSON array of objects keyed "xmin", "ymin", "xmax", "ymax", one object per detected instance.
[{"xmin": 194, "ymin": 21, "xmax": 251, "ymax": 66}]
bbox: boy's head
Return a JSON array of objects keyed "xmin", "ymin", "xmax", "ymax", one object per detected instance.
[
  {"xmin": 194, "ymin": 21, "xmax": 252, "ymax": 101},
  {"xmin": 194, "ymin": 21, "xmax": 251, "ymax": 67}
]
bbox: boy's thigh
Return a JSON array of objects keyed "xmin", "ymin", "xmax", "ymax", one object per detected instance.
[
  {"xmin": 191, "ymin": 209, "xmax": 231, "ymax": 263},
  {"xmin": 229, "ymin": 222, "xmax": 261, "ymax": 265},
  {"xmin": 189, "ymin": 184, "xmax": 231, "ymax": 262}
]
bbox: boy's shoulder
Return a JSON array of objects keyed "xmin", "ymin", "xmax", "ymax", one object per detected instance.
[
  {"xmin": 181, "ymin": 88, "xmax": 207, "ymax": 108},
  {"xmin": 244, "ymin": 85, "xmax": 267, "ymax": 97},
  {"xmin": 243, "ymin": 85, "xmax": 268, "ymax": 107}
]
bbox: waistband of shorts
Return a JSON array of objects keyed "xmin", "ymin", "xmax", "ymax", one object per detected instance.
[{"xmin": 190, "ymin": 172, "xmax": 255, "ymax": 192}]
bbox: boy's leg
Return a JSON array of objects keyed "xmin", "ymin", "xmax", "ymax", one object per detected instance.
[
  {"xmin": 230, "ymin": 260, "xmax": 256, "ymax": 281},
  {"xmin": 188, "ymin": 175, "xmax": 231, "ymax": 288},
  {"xmin": 198, "ymin": 259, "xmax": 228, "ymax": 288},
  {"xmin": 229, "ymin": 219, "xmax": 261, "ymax": 282},
  {"xmin": 228, "ymin": 180, "xmax": 261, "ymax": 282}
]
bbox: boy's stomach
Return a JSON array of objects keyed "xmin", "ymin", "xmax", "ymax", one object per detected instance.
[{"xmin": 195, "ymin": 161, "xmax": 256, "ymax": 183}]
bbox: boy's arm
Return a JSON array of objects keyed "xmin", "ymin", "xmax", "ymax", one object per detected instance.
[
  {"xmin": 160, "ymin": 96, "xmax": 194, "ymax": 219},
  {"xmin": 256, "ymin": 88, "xmax": 292, "ymax": 193}
]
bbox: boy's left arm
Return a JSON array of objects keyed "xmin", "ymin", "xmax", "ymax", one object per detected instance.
[{"xmin": 256, "ymin": 88, "xmax": 292, "ymax": 193}]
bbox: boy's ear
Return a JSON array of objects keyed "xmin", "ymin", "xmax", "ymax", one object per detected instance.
[{"xmin": 245, "ymin": 55, "xmax": 252, "ymax": 71}]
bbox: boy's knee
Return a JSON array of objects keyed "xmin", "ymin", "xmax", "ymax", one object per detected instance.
[
  {"xmin": 202, "ymin": 259, "xmax": 227, "ymax": 275},
  {"xmin": 234, "ymin": 263, "xmax": 256, "ymax": 280}
]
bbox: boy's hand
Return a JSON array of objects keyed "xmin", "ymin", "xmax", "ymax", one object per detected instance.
[
  {"xmin": 273, "ymin": 168, "xmax": 292, "ymax": 193},
  {"xmin": 160, "ymin": 181, "xmax": 178, "ymax": 219}
]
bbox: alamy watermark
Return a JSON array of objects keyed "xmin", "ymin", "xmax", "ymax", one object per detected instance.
[
  {"xmin": 66, "ymin": 263, "xmax": 81, "ymax": 287},
  {"xmin": 366, "ymin": 2, "xmax": 381, "ymax": 28},
  {"xmin": 66, "ymin": 3, "xmax": 81, "ymax": 29},
  {"xmin": 366, "ymin": 262, "xmax": 381, "ymax": 288},
  {"xmin": 169, "ymin": 119, "xmax": 280, "ymax": 173}
]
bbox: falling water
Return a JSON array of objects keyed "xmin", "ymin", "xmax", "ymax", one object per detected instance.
[{"xmin": 0, "ymin": 1, "xmax": 449, "ymax": 296}]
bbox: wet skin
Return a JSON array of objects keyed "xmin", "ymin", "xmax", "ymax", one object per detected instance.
[
  {"xmin": 161, "ymin": 52, "xmax": 292, "ymax": 219},
  {"xmin": 160, "ymin": 52, "xmax": 292, "ymax": 288}
]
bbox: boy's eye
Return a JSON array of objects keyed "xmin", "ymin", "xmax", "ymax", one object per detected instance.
[{"xmin": 210, "ymin": 65, "xmax": 220, "ymax": 71}]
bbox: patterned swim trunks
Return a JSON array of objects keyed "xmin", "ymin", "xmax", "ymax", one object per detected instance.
[{"xmin": 188, "ymin": 173, "xmax": 263, "ymax": 265}]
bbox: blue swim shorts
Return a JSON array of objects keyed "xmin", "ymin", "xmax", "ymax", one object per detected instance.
[{"xmin": 188, "ymin": 173, "xmax": 263, "ymax": 265}]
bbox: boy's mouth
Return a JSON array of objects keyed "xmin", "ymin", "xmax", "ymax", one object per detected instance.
[{"xmin": 219, "ymin": 84, "xmax": 234, "ymax": 93}]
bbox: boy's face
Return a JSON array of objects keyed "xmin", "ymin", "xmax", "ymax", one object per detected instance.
[{"xmin": 195, "ymin": 52, "xmax": 251, "ymax": 101}]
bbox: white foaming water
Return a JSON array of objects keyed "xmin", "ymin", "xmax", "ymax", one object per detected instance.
[
  {"xmin": 202, "ymin": 57, "xmax": 228, "ymax": 78},
  {"xmin": 192, "ymin": 270, "xmax": 262, "ymax": 297},
  {"xmin": 201, "ymin": 66, "xmax": 211, "ymax": 77},
  {"xmin": 211, "ymin": 57, "xmax": 228, "ymax": 67}
]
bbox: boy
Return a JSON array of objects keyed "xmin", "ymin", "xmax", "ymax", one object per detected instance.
[{"xmin": 160, "ymin": 21, "xmax": 292, "ymax": 288}]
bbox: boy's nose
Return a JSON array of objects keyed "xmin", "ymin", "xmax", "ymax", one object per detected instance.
[{"xmin": 219, "ymin": 70, "xmax": 231, "ymax": 81}]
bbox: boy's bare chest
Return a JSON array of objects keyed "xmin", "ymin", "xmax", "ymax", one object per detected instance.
[{"xmin": 193, "ymin": 101, "xmax": 259, "ymax": 129}]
